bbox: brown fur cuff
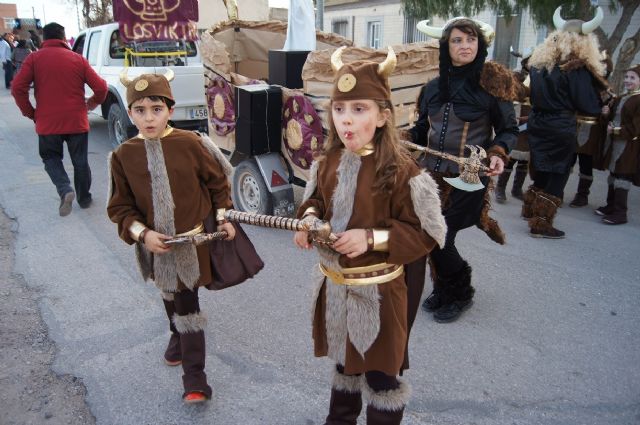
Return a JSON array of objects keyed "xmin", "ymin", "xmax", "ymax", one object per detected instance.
[
  {"xmin": 480, "ymin": 62, "xmax": 520, "ymax": 102},
  {"xmin": 487, "ymin": 144, "xmax": 509, "ymax": 164}
]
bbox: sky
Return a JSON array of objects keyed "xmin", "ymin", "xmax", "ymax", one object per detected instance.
[{"xmin": 13, "ymin": 0, "xmax": 290, "ymax": 37}]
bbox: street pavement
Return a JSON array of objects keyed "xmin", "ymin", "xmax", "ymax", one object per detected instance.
[{"xmin": 0, "ymin": 87, "xmax": 639, "ymax": 425}]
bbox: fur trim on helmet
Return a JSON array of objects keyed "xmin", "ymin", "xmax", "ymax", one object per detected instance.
[
  {"xmin": 362, "ymin": 378, "xmax": 411, "ymax": 411},
  {"xmin": 172, "ymin": 311, "xmax": 207, "ymax": 333},
  {"xmin": 409, "ymin": 171, "xmax": 447, "ymax": 248},
  {"xmin": 529, "ymin": 31, "xmax": 605, "ymax": 84},
  {"xmin": 331, "ymin": 367, "xmax": 364, "ymax": 393},
  {"xmin": 480, "ymin": 62, "xmax": 521, "ymax": 102}
]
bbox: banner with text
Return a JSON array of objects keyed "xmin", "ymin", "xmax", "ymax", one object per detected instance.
[{"xmin": 113, "ymin": 0, "xmax": 199, "ymax": 42}]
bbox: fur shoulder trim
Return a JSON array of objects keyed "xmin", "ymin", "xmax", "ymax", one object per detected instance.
[
  {"xmin": 480, "ymin": 61, "xmax": 520, "ymax": 102},
  {"xmin": 409, "ymin": 171, "xmax": 447, "ymax": 248},
  {"xmin": 197, "ymin": 131, "xmax": 234, "ymax": 178},
  {"xmin": 303, "ymin": 159, "xmax": 320, "ymax": 203}
]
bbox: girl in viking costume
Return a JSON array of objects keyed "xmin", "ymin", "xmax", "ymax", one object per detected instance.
[
  {"xmin": 596, "ymin": 64, "xmax": 640, "ymax": 224},
  {"xmin": 523, "ymin": 6, "xmax": 607, "ymax": 238},
  {"xmin": 294, "ymin": 47, "xmax": 446, "ymax": 424},
  {"xmin": 406, "ymin": 18, "xmax": 519, "ymax": 323},
  {"xmin": 107, "ymin": 72, "xmax": 236, "ymax": 403}
]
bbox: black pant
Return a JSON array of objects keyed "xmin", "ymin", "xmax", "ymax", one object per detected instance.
[
  {"xmin": 532, "ymin": 171, "xmax": 570, "ymax": 198},
  {"xmin": 571, "ymin": 153, "xmax": 593, "ymax": 177},
  {"xmin": 430, "ymin": 182, "xmax": 486, "ymax": 279},
  {"xmin": 3, "ymin": 61, "xmax": 13, "ymax": 88},
  {"xmin": 38, "ymin": 133, "xmax": 92, "ymax": 203}
]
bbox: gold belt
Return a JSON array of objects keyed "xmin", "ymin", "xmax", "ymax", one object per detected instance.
[
  {"xmin": 175, "ymin": 222, "xmax": 204, "ymax": 237},
  {"xmin": 319, "ymin": 263, "xmax": 403, "ymax": 286},
  {"xmin": 576, "ymin": 115, "xmax": 598, "ymax": 124}
]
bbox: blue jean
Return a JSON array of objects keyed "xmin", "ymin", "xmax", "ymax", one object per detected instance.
[{"xmin": 38, "ymin": 133, "xmax": 92, "ymax": 204}]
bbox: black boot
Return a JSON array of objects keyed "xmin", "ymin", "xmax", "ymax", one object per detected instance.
[
  {"xmin": 595, "ymin": 184, "xmax": 615, "ymax": 216},
  {"xmin": 162, "ymin": 296, "xmax": 181, "ymax": 366},
  {"xmin": 511, "ymin": 163, "xmax": 527, "ymax": 200},
  {"xmin": 422, "ymin": 268, "xmax": 445, "ymax": 312},
  {"xmin": 569, "ymin": 175, "xmax": 593, "ymax": 208},
  {"xmin": 325, "ymin": 371, "xmax": 363, "ymax": 425},
  {"xmin": 602, "ymin": 188, "xmax": 628, "ymax": 225},
  {"xmin": 363, "ymin": 380, "xmax": 409, "ymax": 425},
  {"xmin": 433, "ymin": 262, "xmax": 474, "ymax": 323},
  {"xmin": 529, "ymin": 191, "xmax": 565, "ymax": 239},
  {"xmin": 494, "ymin": 170, "xmax": 511, "ymax": 203}
]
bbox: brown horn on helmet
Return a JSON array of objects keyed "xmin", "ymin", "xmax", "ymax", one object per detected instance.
[
  {"xmin": 119, "ymin": 68, "xmax": 133, "ymax": 87},
  {"xmin": 331, "ymin": 46, "xmax": 346, "ymax": 72},
  {"xmin": 416, "ymin": 19, "xmax": 443, "ymax": 39},
  {"xmin": 164, "ymin": 68, "xmax": 175, "ymax": 82},
  {"xmin": 377, "ymin": 46, "xmax": 397, "ymax": 78},
  {"xmin": 582, "ymin": 6, "xmax": 603, "ymax": 34}
]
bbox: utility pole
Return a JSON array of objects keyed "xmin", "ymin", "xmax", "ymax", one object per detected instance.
[{"xmin": 315, "ymin": 0, "xmax": 324, "ymax": 31}]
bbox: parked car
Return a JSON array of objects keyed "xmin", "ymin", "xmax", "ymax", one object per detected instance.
[{"xmin": 73, "ymin": 23, "xmax": 209, "ymax": 148}]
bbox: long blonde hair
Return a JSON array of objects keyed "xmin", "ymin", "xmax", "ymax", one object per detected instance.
[{"xmin": 321, "ymin": 100, "xmax": 412, "ymax": 195}]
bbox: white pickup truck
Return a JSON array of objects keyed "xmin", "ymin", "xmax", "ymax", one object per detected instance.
[{"xmin": 72, "ymin": 23, "xmax": 208, "ymax": 147}]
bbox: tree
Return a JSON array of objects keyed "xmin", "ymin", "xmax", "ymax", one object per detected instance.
[
  {"xmin": 68, "ymin": 0, "xmax": 113, "ymax": 28},
  {"xmin": 401, "ymin": 0, "xmax": 640, "ymax": 92}
]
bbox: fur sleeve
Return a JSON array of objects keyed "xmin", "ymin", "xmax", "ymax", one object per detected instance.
[
  {"xmin": 303, "ymin": 159, "xmax": 320, "ymax": 203},
  {"xmin": 197, "ymin": 131, "xmax": 234, "ymax": 178},
  {"xmin": 480, "ymin": 62, "xmax": 521, "ymax": 102},
  {"xmin": 409, "ymin": 171, "xmax": 447, "ymax": 248}
]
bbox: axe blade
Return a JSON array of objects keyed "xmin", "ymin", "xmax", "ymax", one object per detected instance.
[{"xmin": 443, "ymin": 176, "xmax": 485, "ymax": 192}]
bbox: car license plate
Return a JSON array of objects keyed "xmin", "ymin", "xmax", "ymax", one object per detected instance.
[{"xmin": 189, "ymin": 106, "xmax": 208, "ymax": 119}]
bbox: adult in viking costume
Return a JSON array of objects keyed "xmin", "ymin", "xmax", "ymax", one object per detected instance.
[
  {"xmin": 495, "ymin": 47, "xmax": 533, "ymax": 203},
  {"xmin": 107, "ymin": 72, "xmax": 237, "ymax": 403},
  {"xmin": 569, "ymin": 50, "xmax": 615, "ymax": 208},
  {"xmin": 522, "ymin": 6, "xmax": 607, "ymax": 238},
  {"xmin": 294, "ymin": 47, "xmax": 446, "ymax": 424},
  {"xmin": 596, "ymin": 64, "xmax": 640, "ymax": 224},
  {"xmin": 406, "ymin": 18, "xmax": 518, "ymax": 323}
]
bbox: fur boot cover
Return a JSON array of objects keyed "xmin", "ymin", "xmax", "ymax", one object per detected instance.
[
  {"xmin": 362, "ymin": 379, "xmax": 411, "ymax": 412},
  {"xmin": 332, "ymin": 368, "xmax": 364, "ymax": 394},
  {"xmin": 529, "ymin": 191, "xmax": 562, "ymax": 233},
  {"xmin": 436, "ymin": 261, "xmax": 474, "ymax": 304},
  {"xmin": 521, "ymin": 185, "xmax": 541, "ymax": 218}
]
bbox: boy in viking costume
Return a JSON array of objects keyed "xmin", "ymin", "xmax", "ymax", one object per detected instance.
[
  {"xmin": 406, "ymin": 18, "xmax": 519, "ymax": 323},
  {"xmin": 294, "ymin": 46, "xmax": 446, "ymax": 424},
  {"xmin": 596, "ymin": 64, "xmax": 640, "ymax": 224},
  {"xmin": 522, "ymin": 6, "xmax": 607, "ymax": 238},
  {"xmin": 107, "ymin": 72, "xmax": 236, "ymax": 403}
]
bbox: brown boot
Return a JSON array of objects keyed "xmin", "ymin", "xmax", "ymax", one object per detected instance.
[
  {"xmin": 325, "ymin": 371, "xmax": 363, "ymax": 425},
  {"xmin": 173, "ymin": 312, "xmax": 212, "ymax": 401},
  {"xmin": 494, "ymin": 170, "xmax": 511, "ymax": 203},
  {"xmin": 569, "ymin": 175, "xmax": 593, "ymax": 208},
  {"xmin": 595, "ymin": 184, "xmax": 615, "ymax": 216},
  {"xmin": 162, "ymin": 296, "xmax": 181, "ymax": 366},
  {"xmin": 602, "ymin": 188, "xmax": 628, "ymax": 225},
  {"xmin": 521, "ymin": 185, "xmax": 540, "ymax": 219},
  {"xmin": 529, "ymin": 191, "xmax": 565, "ymax": 239},
  {"xmin": 363, "ymin": 380, "xmax": 410, "ymax": 425}
]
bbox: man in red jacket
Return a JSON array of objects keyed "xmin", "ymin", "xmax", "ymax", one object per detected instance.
[{"xmin": 11, "ymin": 22, "xmax": 107, "ymax": 216}]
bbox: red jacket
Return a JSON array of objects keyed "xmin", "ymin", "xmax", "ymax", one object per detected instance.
[{"xmin": 11, "ymin": 39, "xmax": 107, "ymax": 135}]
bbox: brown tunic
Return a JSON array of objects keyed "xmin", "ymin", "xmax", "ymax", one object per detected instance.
[
  {"xmin": 603, "ymin": 92, "xmax": 640, "ymax": 185},
  {"xmin": 107, "ymin": 128, "xmax": 233, "ymax": 289},
  {"xmin": 298, "ymin": 148, "xmax": 437, "ymax": 376}
]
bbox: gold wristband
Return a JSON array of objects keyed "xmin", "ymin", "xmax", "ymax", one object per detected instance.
[
  {"xmin": 372, "ymin": 229, "xmax": 390, "ymax": 252},
  {"xmin": 129, "ymin": 220, "xmax": 148, "ymax": 242},
  {"xmin": 216, "ymin": 208, "xmax": 227, "ymax": 224}
]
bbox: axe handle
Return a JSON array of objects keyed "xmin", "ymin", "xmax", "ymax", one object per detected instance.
[{"xmin": 400, "ymin": 140, "xmax": 492, "ymax": 172}]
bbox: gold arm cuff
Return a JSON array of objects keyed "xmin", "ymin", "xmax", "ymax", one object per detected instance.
[
  {"xmin": 576, "ymin": 115, "xmax": 598, "ymax": 124},
  {"xmin": 129, "ymin": 220, "xmax": 147, "ymax": 242},
  {"xmin": 372, "ymin": 229, "xmax": 389, "ymax": 252},
  {"xmin": 302, "ymin": 206, "xmax": 319, "ymax": 218},
  {"xmin": 319, "ymin": 263, "xmax": 403, "ymax": 286},
  {"xmin": 216, "ymin": 208, "xmax": 227, "ymax": 223},
  {"xmin": 176, "ymin": 222, "xmax": 204, "ymax": 237}
]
